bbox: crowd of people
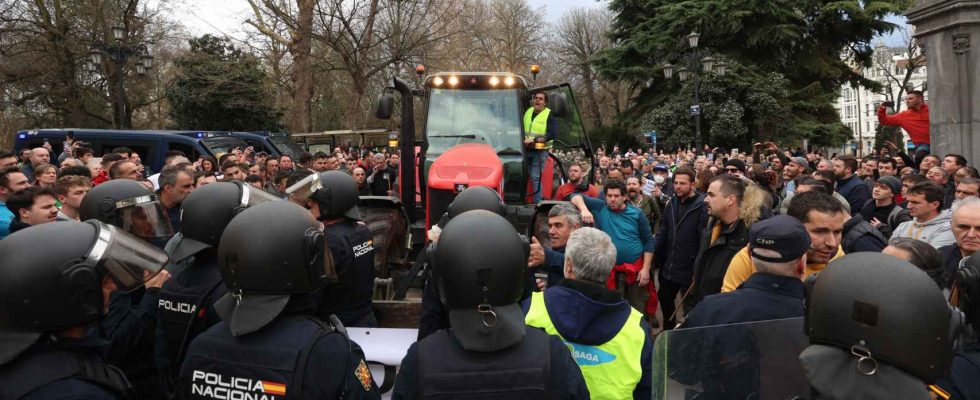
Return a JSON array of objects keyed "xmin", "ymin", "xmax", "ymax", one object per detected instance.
[{"xmin": 2, "ymin": 121, "xmax": 980, "ymax": 398}]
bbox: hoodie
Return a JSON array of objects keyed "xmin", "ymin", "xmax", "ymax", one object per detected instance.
[
  {"xmin": 893, "ymin": 209, "xmax": 956, "ymax": 249},
  {"xmin": 522, "ymin": 279, "xmax": 652, "ymax": 400}
]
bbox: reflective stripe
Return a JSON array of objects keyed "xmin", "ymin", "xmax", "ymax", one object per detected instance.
[
  {"xmin": 523, "ymin": 107, "xmax": 553, "ymax": 150},
  {"xmin": 524, "ymin": 291, "xmax": 644, "ymax": 399}
]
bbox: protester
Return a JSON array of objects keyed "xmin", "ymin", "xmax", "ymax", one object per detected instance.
[
  {"xmin": 524, "ymin": 227, "xmax": 652, "ymax": 399},
  {"xmin": 860, "ymin": 175, "xmax": 911, "ymax": 239},
  {"xmin": 6, "ymin": 186, "xmax": 59, "ymax": 233},
  {"xmin": 723, "ymin": 191, "xmax": 844, "ymax": 292},
  {"xmin": 893, "ymin": 181, "xmax": 956, "ymax": 248},
  {"xmin": 54, "ymin": 175, "xmax": 91, "ymax": 221},
  {"xmin": 684, "ymin": 215, "xmax": 807, "ymax": 327},
  {"xmin": 655, "ymin": 167, "xmax": 707, "ymax": 328}
]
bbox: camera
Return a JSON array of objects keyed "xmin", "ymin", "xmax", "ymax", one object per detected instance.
[{"xmin": 882, "ymin": 101, "xmax": 895, "ymax": 108}]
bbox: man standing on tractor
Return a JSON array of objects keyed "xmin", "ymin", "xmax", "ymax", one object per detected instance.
[{"xmin": 524, "ymin": 92, "xmax": 557, "ymax": 203}]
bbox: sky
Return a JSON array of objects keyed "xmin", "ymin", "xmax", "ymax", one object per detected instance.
[
  {"xmin": 157, "ymin": 0, "xmax": 910, "ymax": 46},
  {"xmin": 158, "ymin": 0, "xmax": 609, "ymax": 40}
]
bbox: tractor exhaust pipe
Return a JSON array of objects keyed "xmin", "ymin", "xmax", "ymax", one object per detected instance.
[{"xmin": 393, "ymin": 77, "xmax": 416, "ymax": 220}]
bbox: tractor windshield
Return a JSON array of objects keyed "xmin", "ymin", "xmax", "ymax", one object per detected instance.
[{"xmin": 425, "ymin": 88, "xmax": 523, "ymax": 156}]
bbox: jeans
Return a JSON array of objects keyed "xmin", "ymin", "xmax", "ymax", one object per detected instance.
[{"xmin": 528, "ymin": 150, "xmax": 547, "ymax": 202}]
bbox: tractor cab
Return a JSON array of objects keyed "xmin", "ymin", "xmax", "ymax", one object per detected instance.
[{"xmin": 375, "ymin": 69, "xmax": 597, "ymax": 234}]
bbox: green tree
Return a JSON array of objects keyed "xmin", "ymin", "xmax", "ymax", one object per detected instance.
[
  {"xmin": 167, "ymin": 35, "xmax": 282, "ymax": 131},
  {"xmin": 596, "ymin": 0, "xmax": 910, "ymax": 149}
]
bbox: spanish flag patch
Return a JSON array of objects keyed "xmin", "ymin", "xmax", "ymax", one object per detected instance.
[{"xmin": 355, "ymin": 359, "xmax": 373, "ymax": 391}]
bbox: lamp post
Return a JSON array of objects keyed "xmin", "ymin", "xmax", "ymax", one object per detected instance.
[
  {"xmin": 87, "ymin": 25, "xmax": 154, "ymax": 129},
  {"xmin": 661, "ymin": 31, "xmax": 727, "ymax": 153}
]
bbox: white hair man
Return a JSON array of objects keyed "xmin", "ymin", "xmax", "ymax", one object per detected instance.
[{"xmin": 524, "ymin": 227, "xmax": 653, "ymax": 399}]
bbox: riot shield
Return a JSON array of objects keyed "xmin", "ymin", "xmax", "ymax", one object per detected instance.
[{"xmin": 653, "ymin": 317, "xmax": 811, "ymax": 400}]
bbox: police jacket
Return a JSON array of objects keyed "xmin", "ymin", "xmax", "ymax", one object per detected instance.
[
  {"xmin": 0, "ymin": 335, "xmax": 130, "ymax": 400},
  {"xmin": 316, "ymin": 219, "xmax": 376, "ymax": 327},
  {"xmin": 521, "ymin": 279, "xmax": 652, "ymax": 400},
  {"xmin": 686, "ymin": 217, "xmax": 751, "ymax": 311},
  {"xmin": 155, "ymin": 252, "xmax": 227, "ymax": 395},
  {"xmin": 102, "ymin": 287, "xmax": 162, "ymax": 398},
  {"xmin": 683, "ymin": 272, "xmax": 804, "ymax": 329},
  {"xmin": 841, "ymin": 214, "xmax": 887, "ymax": 254},
  {"xmin": 655, "ymin": 192, "xmax": 708, "ymax": 286},
  {"xmin": 391, "ymin": 327, "xmax": 589, "ymax": 400},
  {"xmin": 179, "ymin": 300, "xmax": 379, "ymax": 399}
]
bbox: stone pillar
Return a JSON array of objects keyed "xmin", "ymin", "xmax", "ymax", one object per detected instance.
[{"xmin": 907, "ymin": 0, "xmax": 980, "ymax": 164}]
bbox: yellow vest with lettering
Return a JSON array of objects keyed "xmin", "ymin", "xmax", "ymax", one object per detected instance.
[
  {"xmin": 524, "ymin": 291, "xmax": 644, "ymax": 399},
  {"xmin": 523, "ymin": 107, "xmax": 553, "ymax": 150}
]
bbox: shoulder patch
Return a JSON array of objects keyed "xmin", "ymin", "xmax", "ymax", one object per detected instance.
[{"xmin": 355, "ymin": 359, "xmax": 372, "ymax": 392}]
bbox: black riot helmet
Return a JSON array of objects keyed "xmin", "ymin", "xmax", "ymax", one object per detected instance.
[
  {"xmin": 447, "ymin": 186, "xmax": 506, "ymax": 219},
  {"xmin": 957, "ymin": 253, "xmax": 980, "ymax": 333},
  {"xmin": 431, "ymin": 210, "xmax": 529, "ymax": 351},
  {"xmin": 0, "ymin": 221, "xmax": 168, "ymax": 363},
  {"xmin": 805, "ymin": 253, "xmax": 954, "ymax": 383},
  {"xmin": 284, "ymin": 170, "xmax": 361, "ymax": 221},
  {"xmin": 169, "ymin": 181, "xmax": 280, "ymax": 261},
  {"xmin": 214, "ymin": 201, "xmax": 334, "ymax": 336},
  {"xmin": 79, "ymin": 179, "xmax": 174, "ymax": 240}
]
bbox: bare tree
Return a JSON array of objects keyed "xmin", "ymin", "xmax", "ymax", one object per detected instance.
[
  {"xmin": 873, "ymin": 26, "xmax": 926, "ymax": 113},
  {"xmin": 247, "ymin": 0, "xmax": 315, "ymax": 133}
]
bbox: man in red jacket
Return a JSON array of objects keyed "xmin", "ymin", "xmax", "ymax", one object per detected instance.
[{"xmin": 878, "ymin": 90, "xmax": 929, "ymax": 162}]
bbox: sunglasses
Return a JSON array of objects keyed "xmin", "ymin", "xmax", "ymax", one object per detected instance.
[{"xmin": 725, "ymin": 168, "xmax": 739, "ymax": 172}]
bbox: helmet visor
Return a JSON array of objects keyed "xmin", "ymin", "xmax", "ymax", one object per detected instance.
[
  {"xmin": 285, "ymin": 173, "xmax": 322, "ymax": 200},
  {"xmin": 87, "ymin": 222, "xmax": 169, "ymax": 292},
  {"xmin": 116, "ymin": 195, "xmax": 174, "ymax": 240},
  {"xmin": 241, "ymin": 183, "xmax": 281, "ymax": 208}
]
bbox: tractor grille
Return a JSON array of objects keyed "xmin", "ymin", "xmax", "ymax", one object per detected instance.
[{"xmin": 427, "ymin": 188, "xmax": 456, "ymax": 228}]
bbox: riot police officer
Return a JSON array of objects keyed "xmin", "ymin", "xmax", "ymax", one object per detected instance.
[
  {"xmin": 80, "ymin": 179, "xmax": 175, "ymax": 398},
  {"xmin": 155, "ymin": 182, "xmax": 280, "ymax": 397},
  {"xmin": 416, "ymin": 186, "xmax": 509, "ymax": 340},
  {"xmin": 179, "ymin": 201, "xmax": 379, "ymax": 399},
  {"xmin": 0, "ymin": 221, "xmax": 169, "ymax": 399},
  {"xmin": 286, "ymin": 170, "xmax": 377, "ymax": 327},
  {"xmin": 392, "ymin": 210, "xmax": 589, "ymax": 399},
  {"xmin": 802, "ymin": 252, "xmax": 956, "ymax": 399}
]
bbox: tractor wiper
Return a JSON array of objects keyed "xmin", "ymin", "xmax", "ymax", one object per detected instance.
[
  {"xmin": 496, "ymin": 148, "xmax": 522, "ymax": 156},
  {"xmin": 428, "ymin": 134, "xmax": 476, "ymax": 138}
]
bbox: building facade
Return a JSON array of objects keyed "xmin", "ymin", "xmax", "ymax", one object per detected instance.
[{"xmin": 835, "ymin": 43, "xmax": 927, "ymax": 157}]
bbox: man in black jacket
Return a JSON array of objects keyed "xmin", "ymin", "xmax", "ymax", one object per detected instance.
[
  {"xmin": 939, "ymin": 198, "xmax": 980, "ymax": 287},
  {"xmin": 654, "ymin": 167, "xmax": 707, "ymax": 328},
  {"xmin": 685, "ymin": 175, "xmax": 763, "ymax": 313}
]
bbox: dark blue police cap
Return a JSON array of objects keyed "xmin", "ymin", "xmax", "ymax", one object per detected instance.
[{"xmin": 749, "ymin": 215, "xmax": 812, "ymax": 263}]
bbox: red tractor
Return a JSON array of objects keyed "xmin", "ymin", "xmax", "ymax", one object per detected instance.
[{"xmin": 359, "ymin": 68, "xmax": 599, "ymax": 326}]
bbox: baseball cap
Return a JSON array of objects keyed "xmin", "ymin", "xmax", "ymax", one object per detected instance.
[
  {"xmin": 790, "ymin": 157, "xmax": 809, "ymax": 169},
  {"xmin": 748, "ymin": 215, "xmax": 812, "ymax": 263},
  {"xmin": 653, "ymin": 163, "xmax": 669, "ymax": 172}
]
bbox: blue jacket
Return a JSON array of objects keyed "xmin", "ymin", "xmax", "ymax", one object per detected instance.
[
  {"xmin": 521, "ymin": 279, "xmax": 653, "ymax": 400},
  {"xmin": 683, "ymin": 273, "xmax": 804, "ymax": 328},
  {"xmin": 542, "ymin": 246, "xmax": 566, "ymax": 287},
  {"xmin": 655, "ymin": 192, "xmax": 708, "ymax": 285},
  {"xmin": 836, "ymin": 174, "xmax": 872, "ymax": 215}
]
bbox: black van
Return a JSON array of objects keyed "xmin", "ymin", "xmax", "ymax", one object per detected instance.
[
  {"xmin": 15, "ymin": 129, "xmax": 248, "ymax": 172},
  {"xmin": 230, "ymin": 131, "xmax": 305, "ymax": 158}
]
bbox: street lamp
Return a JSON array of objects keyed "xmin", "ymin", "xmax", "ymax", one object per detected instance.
[
  {"xmin": 89, "ymin": 24, "xmax": 154, "ymax": 129},
  {"xmin": 660, "ymin": 30, "xmax": 727, "ymax": 153}
]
